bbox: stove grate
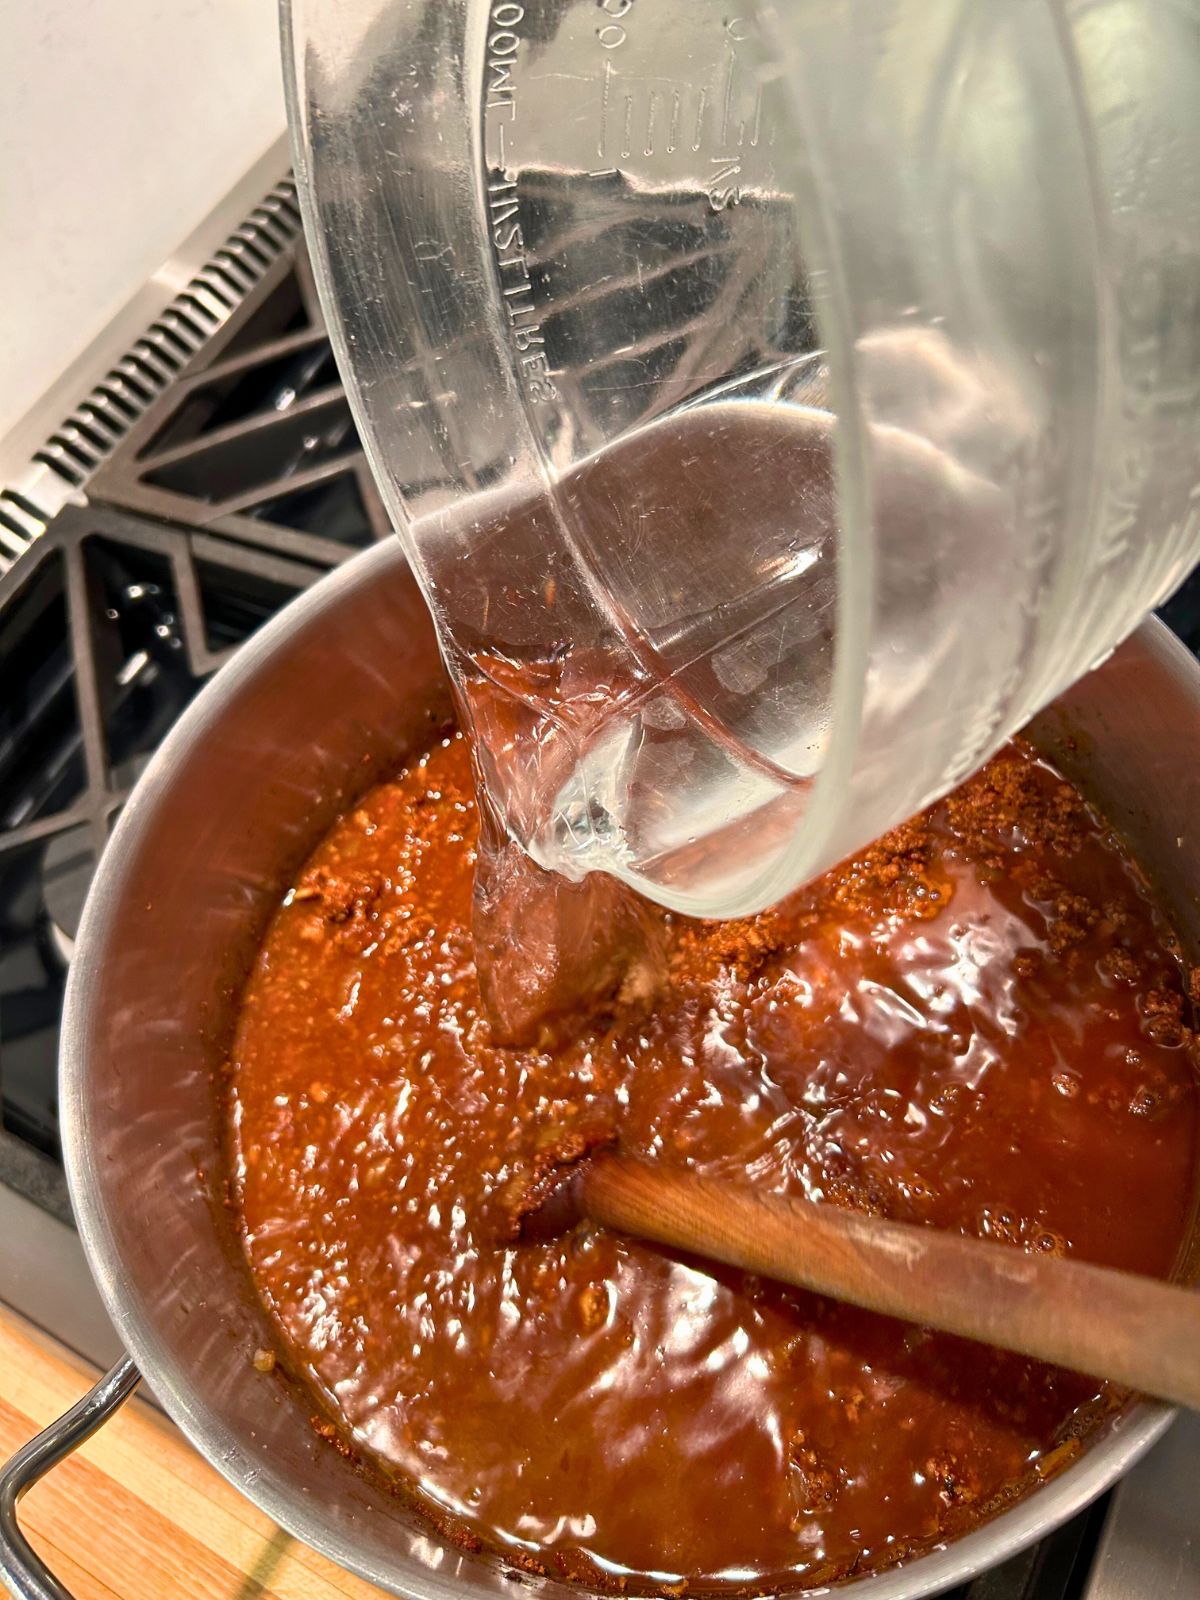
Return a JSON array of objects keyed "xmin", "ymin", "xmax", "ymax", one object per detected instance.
[
  {"xmin": 0, "ymin": 181, "xmax": 306, "ymax": 562},
  {"xmin": 86, "ymin": 246, "xmax": 390, "ymax": 567},
  {"xmin": 0, "ymin": 505, "xmax": 318, "ymax": 1200}
]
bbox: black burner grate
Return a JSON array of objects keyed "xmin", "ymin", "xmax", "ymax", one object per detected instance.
[
  {"xmin": 0, "ymin": 504, "xmax": 320, "ymax": 1207},
  {"xmin": 86, "ymin": 246, "xmax": 390, "ymax": 567}
]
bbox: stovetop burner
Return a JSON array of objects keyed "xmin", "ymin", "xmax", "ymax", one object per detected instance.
[
  {"xmin": 1, "ymin": 209, "xmax": 1198, "ymax": 1600},
  {"xmin": 0, "ymin": 504, "xmax": 320, "ymax": 1185}
]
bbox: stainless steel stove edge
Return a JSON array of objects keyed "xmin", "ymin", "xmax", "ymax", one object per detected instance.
[
  {"xmin": 1085, "ymin": 1411, "xmax": 1200, "ymax": 1600},
  {"xmin": 0, "ymin": 139, "xmax": 298, "ymax": 570},
  {"xmin": 0, "ymin": 1176, "xmax": 123, "ymax": 1370}
]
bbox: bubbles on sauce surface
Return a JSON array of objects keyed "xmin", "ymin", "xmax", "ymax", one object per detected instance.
[{"xmin": 228, "ymin": 734, "xmax": 1199, "ymax": 1593}]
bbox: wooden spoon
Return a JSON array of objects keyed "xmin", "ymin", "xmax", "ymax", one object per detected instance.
[{"xmin": 529, "ymin": 1152, "xmax": 1200, "ymax": 1410}]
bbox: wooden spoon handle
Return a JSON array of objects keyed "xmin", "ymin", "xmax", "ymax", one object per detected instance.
[{"xmin": 581, "ymin": 1155, "xmax": 1200, "ymax": 1410}]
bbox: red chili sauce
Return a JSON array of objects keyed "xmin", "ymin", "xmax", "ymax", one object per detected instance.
[{"xmin": 228, "ymin": 734, "xmax": 1199, "ymax": 1592}]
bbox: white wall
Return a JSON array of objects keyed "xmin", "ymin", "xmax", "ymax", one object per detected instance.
[{"xmin": 0, "ymin": 0, "xmax": 287, "ymax": 454}]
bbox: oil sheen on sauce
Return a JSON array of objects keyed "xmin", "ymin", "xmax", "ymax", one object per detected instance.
[{"xmin": 228, "ymin": 735, "xmax": 1199, "ymax": 1593}]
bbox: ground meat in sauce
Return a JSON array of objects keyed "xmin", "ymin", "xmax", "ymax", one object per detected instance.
[{"xmin": 228, "ymin": 735, "xmax": 1200, "ymax": 1594}]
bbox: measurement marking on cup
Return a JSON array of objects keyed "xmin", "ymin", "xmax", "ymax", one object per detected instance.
[
  {"xmin": 597, "ymin": 57, "xmax": 613, "ymax": 160},
  {"xmin": 708, "ymin": 156, "xmax": 742, "ymax": 212},
  {"xmin": 486, "ymin": 178, "xmax": 559, "ymax": 405},
  {"xmin": 720, "ymin": 47, "xmax": 736, "ymax": 147},
  {"xmin": 692, "ymin": 87, "xmax": 708, "ymax": 152},
  {"xmin": 482, "ymin": 4, "xmax": 560, "ymax": 410},
  {"xmin": 667, "ymin": 90, "xmax": 681, "ymax": 153},
  {"xmin": 590, "ymin": 9, "xmax": 758, "ymax": 172},
  {"xmin": 484, "ymin": 1, "xmax": 524, "ymax": 120}
]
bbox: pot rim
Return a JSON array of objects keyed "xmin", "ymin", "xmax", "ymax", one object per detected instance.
[{"xmin": 60, "ymin": 541, "xmax": 1183, "ymax": 1599}]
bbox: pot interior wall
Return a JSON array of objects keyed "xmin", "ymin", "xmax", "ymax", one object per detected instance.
[
  {"xmin": 62, "ymin": 538, "xmax": 1193, "ymax": 1600},
  {"xmin": 1028, "ymin": 638, "xmax": 1200, "ymax": 951},
  {"xmin": 1028, "ymin": 636, "xmax": 1200, "ymax": 1281}
]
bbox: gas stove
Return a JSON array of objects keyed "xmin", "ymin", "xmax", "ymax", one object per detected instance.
[
  {"xmin": 0, "ymin": 177, "xmax": 385, "ymax": 1361},
  {"xmin": 0, "ymin": 169, "xmax": 1196, "ymax": 1600}
]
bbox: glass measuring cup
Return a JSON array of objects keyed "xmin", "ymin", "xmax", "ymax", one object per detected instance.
[{"xmin": 283, "ymin": 0, "xmax": 1200, "ymax": 919}]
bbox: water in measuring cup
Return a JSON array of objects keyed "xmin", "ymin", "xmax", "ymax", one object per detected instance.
[
  {"xmin": 529, "ymin": 392, "xmax": 838, "ymax": 910},
  {"xmin": 459, "ymin": 368, "xmax": 842, "ymax": 1038}
]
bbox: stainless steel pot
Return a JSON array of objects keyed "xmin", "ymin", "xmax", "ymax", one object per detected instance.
[{"xmin": 1, "ymin": 538, "xmax": 1197, "ymax": 1600}]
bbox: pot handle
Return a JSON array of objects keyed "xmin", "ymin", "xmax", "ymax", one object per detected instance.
[{"xmin": 0, "ymin": 1357, "xmax": 141, "ymax": 1600}]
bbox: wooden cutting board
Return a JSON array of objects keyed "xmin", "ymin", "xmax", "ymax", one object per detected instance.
[{"xmin": 0, "ymin": 1307, "xmax": 386, "ymax": 1600}]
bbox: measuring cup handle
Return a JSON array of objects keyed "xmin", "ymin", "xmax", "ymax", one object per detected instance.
[{"xmin": 0, "ymin": 1356, "xmax": 141, "ymax": 1600}]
